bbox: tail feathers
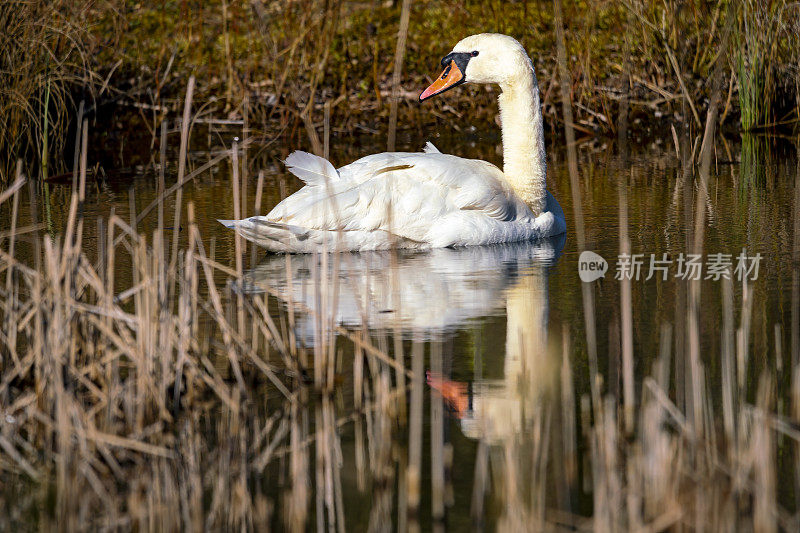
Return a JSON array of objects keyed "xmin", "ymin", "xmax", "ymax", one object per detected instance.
[
  {"xmin": 222, "ymin": 217, "xmax": 312, "ymax": 252},
  {"xmin": 423, "ymin": 141, "xmax": 441, "ymax": 154},
  {"xmin": 284, "ymin": 151, "xmax": 338, "ymax": 187},
  {"xmin": 248, "ymin": 219, "xmax": 310, "ymax": 240}
]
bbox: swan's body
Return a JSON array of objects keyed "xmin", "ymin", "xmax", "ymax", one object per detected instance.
[{"xmin": 221, "ymin": 34, "xmax": 566, "ymax": 252}]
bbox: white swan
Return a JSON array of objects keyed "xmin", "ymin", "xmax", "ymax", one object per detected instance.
[{"xmin": 220, "ymin": 33, "xmax": 566, "ymax": 252}]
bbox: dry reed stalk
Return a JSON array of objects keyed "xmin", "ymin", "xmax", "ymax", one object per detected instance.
[
  {"xmin": 354, "ymin": 331, "xmax": 365, "ymax": 413},
  {"xmin": 302, "ymin": 111, "xmax": 323, "ymax": 157},
  {"xmin": 561, "ymin": 324, "xmax": 577, "ymax": 485},
  {"xmin": 249, "ymin": 169, "xmax": 265, "ymax": 271},
  {"xmin": 242, "ymin": 98, "xmax": 249, "ymax": 222},
  {"xmin": 283, "ymin": 254, "xmax": 301, "ymax": 369},
  {"xmin": 1, "ymin": 163, "xmax": 23, "ymax": 369},
  {"xmin": 169, "ymin": 76, "xmax": 195, "ymax": 286},
  {"xmin": 311, "ymin": 396, "xmax": 345, "ymax": 532},
  {"xmin": 654, "ymin": 322, "xmax": 672, "ymax": 391},
  {"xmin": 311, "ymin": 254, "xmax": 323, "ymax": 388},
  {"xmin": 792, "ymin": 146, "xmax": 800, "ymax": 421},
  {"xmin": 0, "ymin": 175, "xmax": 25, "ymax": 207},
  {"xmin": 406, "ymin": 339, "xmax": 424, "ymax": 528},
  {"xmin": 664, "ymin": 45, "xmax": 702, "ymax": 129},
  {"xmin": 314, "ymin": 401, "xmax": 325, "ymax": 532},
  {"xmin": 722, "ymin": 276, "xmax": 736, "ymax": 445},
  {"xmin": 158, "ymin": 119, "xmax": 167, "ymax": 233},
  {"xmin": 470, "ymin": 438, "xmax": 489, "ymax": 528},
  {"xmin": 687, "ymin": 10, "xmax": 732, "ymax": 437},
  {"xmin": 174, "ymin": 204, "xmax": 194, "ymax": 416},
  {"xmin": 71, "ymin": 100, "xmax": 84, "ymax": 183},
  {"xmin": 753, "ymin": 375, "xmax": 777, "ymax": 532},
  {"xmin": 323, "ymin": 100, "xmax": 331, "ymax": 160},
  {"xmin": 287, "ymin": 402, "xmax": 308, "ymax": 533},
  {"xmin": 430, "ymin": 340, "xmax": 445, "ymax": 523},
  {"xmin": 231, "ymin": 140, "xmax": 245, "ymax": 344},
  {"xmin": 329, "ymin": 400, "xmax": 346, "ymax": 533},
  {"xmin": 618, "ymin": 182, "xmax": 635, "ymax": 433},
  {"xmin": 617, "ymin": 10, "xmax": 632, "ymax": 150},
  {"xmin": 396, "ymin": 444, "xmax": 407, "ymax": 533},
  {"xmin": 673, "ymin": 130, "xmax": 692, "ymax": 414},
  {"xmin": 554, "ymin": 0, "xmax": 601, "ymax": 412},
  {"xmin": 327, "ymin": 256, "xmax": 341, "ymax": 392},
  {"xmin": 387, "ymin": 0, "xmax": 413, "ymax": 152},
  {"xmin": 380, "ymin": 246, "xmax": 408, "ymax": 424},
  {"xmin": 369, "ymin": 370, "xmax": 397, "ymax": 530},
  {"xmin": 221, "ymin": 0, "xmax": 234, "ymax": 107}
]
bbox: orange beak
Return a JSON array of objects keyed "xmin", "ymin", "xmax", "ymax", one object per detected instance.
[
  {"xmin": 419, "ymin": 60, "xmax": 465, "ymax": 101},
  {"xmin": 427, "ymin": 371, "xmax": 469, "ymax": 418}
]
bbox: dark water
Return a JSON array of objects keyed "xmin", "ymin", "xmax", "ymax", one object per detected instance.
[{"xmin": 4, "ymin": 124, "xmax": 800, "ymax": 528}]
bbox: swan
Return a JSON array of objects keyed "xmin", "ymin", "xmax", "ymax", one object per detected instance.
[{"xmin": 220, "ymin": 33, "xmax": 566, "ymax": 252}]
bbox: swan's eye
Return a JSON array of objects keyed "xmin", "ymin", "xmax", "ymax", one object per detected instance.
[{"xmin": 471, "ymin": 50, "xmax": 479, "ymax": 57}]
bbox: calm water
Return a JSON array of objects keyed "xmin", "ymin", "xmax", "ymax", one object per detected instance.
[{"xmin": 5, "ymin": 125, "xmax": 800, "ymax": 528}]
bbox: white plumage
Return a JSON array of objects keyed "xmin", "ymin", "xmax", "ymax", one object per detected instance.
[{"xmin": 220, "ymin": 33, "xmax": 566, "ymax": 252}]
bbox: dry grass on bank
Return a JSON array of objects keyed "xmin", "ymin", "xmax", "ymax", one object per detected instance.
[
  {"xmin": 3, "ymin": 0, "xmax": 800, "ymax": 183},
  {"xmin": 0, "ymin": 1, "xmax": 96, "ymax": 183}
]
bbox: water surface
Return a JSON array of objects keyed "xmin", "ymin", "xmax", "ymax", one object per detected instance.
[{"xmin": 4, "ymin": 126, "xmax": 799, "ymax": 529}]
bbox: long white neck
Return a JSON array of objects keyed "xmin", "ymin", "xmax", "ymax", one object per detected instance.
[{"xmin": 497, "ymin": 69, "xmax": 547, "ymax": 216}]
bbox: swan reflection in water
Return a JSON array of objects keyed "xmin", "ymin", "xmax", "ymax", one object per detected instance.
[
  {"xmin": 242, "ymin": 235, "xmax": 566, "ymax": 525},
  {"xmin": 242, "ymin": 233, "xmax": 564, "ymax": 340}
]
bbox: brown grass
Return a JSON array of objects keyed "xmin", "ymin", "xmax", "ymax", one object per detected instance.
[
  {"xmin": 0, "ymin": 1, "xmax": 97, "ymax": 181},
  {"xmin": 5, "ymin": 0, "xmax": 800, "ymax": 183}
]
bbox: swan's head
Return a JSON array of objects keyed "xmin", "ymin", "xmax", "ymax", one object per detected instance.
[{"xmin": 419, "ymin": 33, "xmax": 533, "ymax": 101}]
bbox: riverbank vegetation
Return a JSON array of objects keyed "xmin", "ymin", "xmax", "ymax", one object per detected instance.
[{"xmin": 2, "ymin": 0, "xmax": 800, "ymax": 182}]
